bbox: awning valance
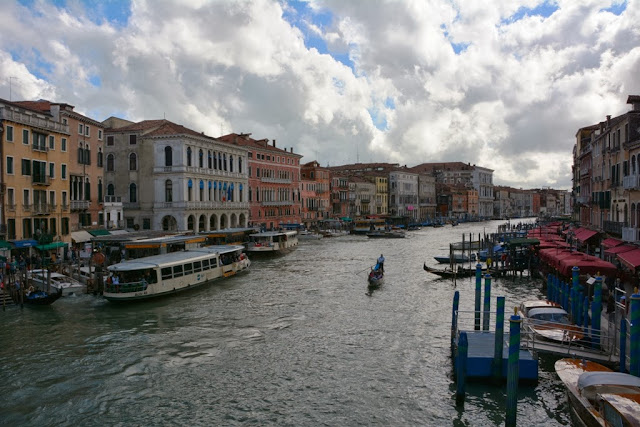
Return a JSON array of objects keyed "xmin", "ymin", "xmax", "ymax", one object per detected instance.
[
  {"xmin": 0, "ymin": 240, "xmax": 12, "ymax": 249},
  {"xmin": 619, "ymin": 249, "xmax": 640, "ymax": 270},
  {"xmin": 576, "ymin": 229, "xmax": 598, "ymax": 242},
  {"xmin": 71, "ymin": 230, "xmax": 94, "ymax": 243},
  {"xmin": 12, "ymin": 239, "xmax": 38, "ymax": 248},
  {"xmin": 601, "ymin": 238, "xmax": 624, "ymax": 249},
  {"xmin": 36, "ymin": 242, "xmax": 68, "ymax": 251},
  {"xmin": 88, "ymin": 229, "xmax": 110, "ymax": 236}
]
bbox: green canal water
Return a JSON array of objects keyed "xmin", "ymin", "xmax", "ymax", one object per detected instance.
[{"xmin": 0, "ymin": 219, "xmax": 571, "ymax": 426}]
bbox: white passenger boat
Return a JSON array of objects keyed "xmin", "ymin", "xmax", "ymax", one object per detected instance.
[
  {"xmin": 103, "ymin": 245, "xmax": 250, "ymax": 302},
  {"xmin": 245, "ymin": 230, "xmax": 299, "ymax": 255},
  {"xmin": 28, "ymin": 269, "xmax": 86, "ymax": 296}
]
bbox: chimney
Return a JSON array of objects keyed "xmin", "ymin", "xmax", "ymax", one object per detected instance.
[
  {"xmin": 273, "ymin": 139, "xmax": 276, "ymax": 147},
  {"xmin": 290, "ymin": 147, "xmax": 293, "ymax": 153},
  {"xmin": 606, "ymin": 115, "xmax": 611, "ymax": 126}
]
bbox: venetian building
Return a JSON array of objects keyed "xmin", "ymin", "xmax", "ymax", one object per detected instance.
[
  {"xmin": 300, "ymin": 161, "xmax": 332, "ymax": 228},
  {"xmin": 0, "ymin": 99, "xmax": 71, "ymax": 249},
  {"xmin": 388, "ymin": 168, "xmax": 419, "ymax": 220},
  {"xmin": 103, "ymin": 119, "xmax": 249, "ymax": 232},
  {"xmin": 218, "ymin": 134, "xmax": 302, "ymax": 230}
]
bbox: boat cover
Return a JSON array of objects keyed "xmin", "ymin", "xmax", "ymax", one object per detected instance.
[{"xmin": 578, "ymin": 372, "xmax": 640, "ymax": 391}]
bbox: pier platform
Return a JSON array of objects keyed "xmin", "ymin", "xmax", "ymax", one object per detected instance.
[{"xmin": 454, "ymin": 331, "xmax": 538, "ymax": 382}]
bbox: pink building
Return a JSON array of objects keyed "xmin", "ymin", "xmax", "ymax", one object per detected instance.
[
  {"xmin": 300, "ymin": 161, "xmax": 332, "ymax": 228},
  {"xmin": 219, "ymin": 133, "xmax": 302, "ymax": 230}
]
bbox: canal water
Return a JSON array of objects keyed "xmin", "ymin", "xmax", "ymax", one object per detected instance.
[{"xmin": 0, "ymin": 219, "xmax": 571, "ymax": 426}]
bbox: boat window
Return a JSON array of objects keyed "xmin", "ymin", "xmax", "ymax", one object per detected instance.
[
  {"xmin": 202, "ymin": 259, "xmax": 210, "ymax": 270},
  {"xmin": 210, "ymin": 257, "xmax": 218, "ymax": 268},
  {"xmin": 184, "ymin": 263, "xmax": 193, "ymax": 275},
  {"xmin": 173, "ymin": 265, "xmax": 183, "ymax": 278},
  {"xmin": 161, "ymin": 267, "xmax": 172, "ymax": 280},
  {"xmin": 193, "ymin": 261, "xmax": 202, "ymax": 273}
]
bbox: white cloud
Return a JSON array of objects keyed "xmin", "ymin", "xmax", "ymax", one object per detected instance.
[{"xmin": 1, "ymin": 0, "xmax": 639, "ymax": 190}]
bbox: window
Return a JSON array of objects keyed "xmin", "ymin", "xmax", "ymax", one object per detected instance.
[
  {"xmin": 238, "ymin": 158, "xmax": 242, "ymax": 173},
  {"xmin": 106, "ymin": 154, "xmax": 114, "ymax": 171},
  {"xmin": 62, "ymin": 191, "xmax": 68, "ymax": 208},
  {"xmin": 209, "ymin": 257, "xmax": 218, "ymax": 268},
  {"xmin": 7, "ymin": 188, "xmax": 14, "ymax": 209},
  {"xmin": 23, "ymin": 189, "xmax": 30, "ymax": 206},
  {"xmin": 6, "ymin": 157, "xmax": 13, "ymax": 174},
  {"xmin": 32, "ymin": 132, "xmax": 46, "ymax": 151},
  {"xmin": 22, "ymin": 129, "xmax": 29, "ymax": 145},
  {"xmin": 165, "ymin": 146, "xmax": 172, "ymax": 166},
  {"xmin": 129, "ymin": 134, "xmax": 137, "ymax": 145},
  {"xmin": 97, "ymin": 148, "xmax": 103, "ymax": 167},
  {"xmin": 202, "ymin": 259, "xmax": 210, "ymax": 269},
  {"xmin": 78, "ymin": 124, "xmax": 84, "ymax": 134},
  {"xmin": 61, "ymin": 164, "xmax": 67, "ymax": 179},
  {"xmin": 193, "ymin": 261, "xmax": 202, "ymax": 273},
  {"xmin": 129, "ymin": 183, "xmax": 137, "ymax": 203},
  {"xmin": 165, "ymin": 180, "xmax": 173, "ymax": 202},
  {"xmin": 98, "ymin": 179, "xmax": 103, "ymax": 202},
  {"xmin": 161, "ymin": 267, "xmax": 172, "ymax": 280},
  {"xmin": 199, "ymin": 149, "xmax": 204, "ymax": 168},
  {"xmin": 106, "ymin": 184, "xmax": 114, "ymax": 196},
  {"xmin": 173, "ymin": 265, "xmax": 184, "ymax": 278},
  {"xmin": 229, "ymin": 155, "xmax": 234, "ymax": 172},
  {"xmin": 183, "ymin": 263, "xmax": 193, "ymax": 275},
  {"xmin": 143, "ymin": 218, "xmax": 151, "ymax": 230},
  {"xmin": 129, "ymin": 153, "xmax": 137, "ymax": 170},
  {"xmin": 107, "ymin": 135, "xmax": 114, "ymax": 146},
  {"xmin": 6, "ymin": 125, "xmax": 13, "ymax": 142},
  {"xmin": 208, "ymin": 151, "xmax": 212, "ymax": 168},
  {"xmin": 62, "ymin": 217, "xmax": 69, "ymax": 235},
  {"xmin": 49, "ymin": 162, "xmax": 55, "ymax": 179},
  {"xmin": 98, "ymin": 129, "xmax": 103, "ymax": 140},
  {"xmin": 78, "ymin": 143, "xmax": 90, "ymax": 165},
  {"xmin": 21, "ymin": 159, "xmax": 31, "ymax": 176},
  {"xmin": 49, "ymin": 135, "xmax": 55, "ymax": 150},
  {"xmin": 32, "ymin": 160, "xmax": 47, "ymax": 184},
  {"xmin": 187, "ymin": 147, "xmax": 192, "ymax": 167},
  {"xmin": 61, "ymin": 137, "xmax": 67, "ymax": 152}
]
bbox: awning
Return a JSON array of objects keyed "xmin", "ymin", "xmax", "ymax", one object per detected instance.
[
  {"xmin": 604, "ymin": 245, "xmax": 635, "ymax": 256},
  {"xmin": 0, "ymin": 240, "xmax": 12, "ymax": 250},
  {"xmin": 109, "ymin": 229, "xmax": 130, "ymax": 235},
  {"xmin": 618, "ymin": 249, "xmax": 640, "ymax": 270},
  {"xmin": 11, "ymin": 239, "xmax": 38, "ymax": 248},
  {"xmin": 36, "ymin": 242, "xmax": 68, "ymax": 251},
  {"xmin": 576, "ymin": 229, "xmax": 598, "ymax": 242},
  {"xmin": 88, "ymin": 229, "xmax": 110, "ymax": 236},
  {"xmin": 71, "ymin": 230, "xmax": 94, "ymax": 243},
  {"xmin": 601, "ymin": 238, "xmax": 624, "ymax": 249}
]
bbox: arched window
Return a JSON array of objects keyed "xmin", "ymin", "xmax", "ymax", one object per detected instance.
[
  {"xmin": 129, "ymin": 183, "xmax": 137, "ymax": 203},
  {"xmin": 187, "ymin": 147, "xmax": 192, "ymax": 167},
  {"xmin": 223, "ymin": 154, "xmax": 227, "ymax": 171},
  {"xmin": 199, "ymin": 180, "xmax": 204, "ymax": 201},
  {"xmin": 107, "ymin": 183, "xmax": 114, "ymax": 196},
  {"xmin": 129, "ymin": 153, "xmax": 137, "ymax": 171},
  {"xmin": 199, "ymin": 149, "xmax": 204, "ymax": 168},
  {"xmin": 218, "ymin": 152, "xmax": 222, "ymax": 170},
  {"xmin": 229, "ymin": 155, "xmax": 234, "ymax": 172},
  {"xmin": 165, "ymin": 146, "xmax": 173, "ymax": 166},
  {"xmin": 188, "ymin": 179, "xmax": 193, "ymax": 201},
  {"xmin": 106, "ymin": 154, "xmax": 114, "ymax": 172},
  {"xmin": 97, "ymin": 148, "xmax": 103, "ymax": 167},
  {"xmin": 98, "ymin": 179, "xmax": 103, "ymax": 202},
  {"xmin": 165, "ymin": 180, "xmax": 173, "ymax": 202},
  {"xmin": 238, "ymin": 157, "xmax": 242, "ymax": 173},
  {"xmin": 85, "ymin": 178, "xmax": 91, "ymax": 200},
  {"xmin": 208, "ymin": 151, "xmax": 212, "ymax": 169},
  {"xmin": 633, "ymin": 155, "xmax": 637, "ymax": 175},
  {"xmin": 213, "ymin": 153, "xmax": 217, "ymax": 170}
]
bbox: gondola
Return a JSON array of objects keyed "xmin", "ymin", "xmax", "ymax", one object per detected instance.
[
  {"xmin": 12, "ymin": 288, "xmax": 63, "ymax": 306},
  {"xmin": 368, "ymin": 266, "xmax": 384, "ymax": 287},
  {"xmin": 423, "ymin": 263, "xmax": 478, "ymax": 279}
]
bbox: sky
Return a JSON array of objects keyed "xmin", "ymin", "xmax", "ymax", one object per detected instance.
[{"xmin": 1, "ymin": 0, "xmax": 638, "ymax": 191}]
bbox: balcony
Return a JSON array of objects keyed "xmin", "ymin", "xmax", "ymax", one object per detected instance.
[
  {"xmin": 260, "ymin": 177, "xmax": 291, "ymax": 184},
  {"xmin": 104, "ymin": 195, "xmax": 122, "ymax": 203},
  {"xmin": 70, "ymin": 200, "xmax": 90, "ymax": 211},
  {"xmin": 23, "ymin": 203, "xmax": 31, "ymax": 212},
  {"xmin": 32, "ymin": 203, "xmax": 50, "ymax": 215},
  {"xmin": 604, "ymin": 220, "xmax": 626, "ymax": 236},
  {"xmin": 32, "ymin": 175, "xmax": 50, "ymax": 186},
  {"xmin": 0, "ymin": 108, "xmax": 69, "ymax": 133},
  {"xmin": 7, "ymin": 203, "xmax": 15, "ymax": 212},
  {"xmin": 623, "ymin": 175, "xmax": 640, "ymax": 190},
  {"xmin": 32, "ymin": 144, "xmax": 48, "ymax": 153},
  {"xmin": 261, "ymin": 200, "xmax": 293, "ymax": 206},
  {"xmin": 61, "ymin": 203, "xmax": 69, "ymax": 211},
  {"xmin": 622, "ymin": 227, "xmax": 639, "ymax": 243},
  {"xmin": 576, "ymin": 196, "xmax": 590, "ymax": 205}
]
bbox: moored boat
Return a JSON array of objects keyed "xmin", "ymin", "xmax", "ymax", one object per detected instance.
[
  {"xmin": 246, "ymin": 230, "xmax": 298, "ymax": 255},
  {"xmin": 518, "ymin": 300, "xmax": 583, "ymax": 343},
  {"xmin": 366, "ymin": 230, "xmax": 406, "ymax": 239},
  {"xmin": 28, "ymin": 269, "xmax": 86, "ymax": 296},
  {"xmin": 423, "ymin": 263, "xmax": 477, "ymax": 278},
  {"xmin": 555, "ymin": 358, "xmax": 640, "ymax": 426},
  {"xmin": 12, "ymin": 287, "xmax": 63, "ymax": 306},
  {"xmin": 434, "ymin": 253, "xmax": 476, "ymax": 264},
  {"xmin": 298, "ymin": 230, "xmax": 322, "ymax": 240},
  {"xmin": 103, "ymin": 245, "xmax": 250, "ymax": 302}
]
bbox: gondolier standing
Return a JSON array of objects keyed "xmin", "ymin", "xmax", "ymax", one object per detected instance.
[{"xmin": 377, "ymin": 254, "xmax": 385, "ymax": 272}]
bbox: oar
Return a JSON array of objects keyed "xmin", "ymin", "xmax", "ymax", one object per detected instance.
[{"xmin": 355, "ymin": 265, "xmax": 374, "ymax": 275}]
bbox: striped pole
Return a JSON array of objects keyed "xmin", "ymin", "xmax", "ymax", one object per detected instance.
[
  {"xmin": 506, "ymin": 313, "xmax": 522, "ymax": 427},
  {"xmin": 475, "ymin": 264, "xmax": 482, "ymax": 331},
  {"xmin": 620, "ymin": 316, "xmax": 627, "ymax": 373},
  {"xmin": 456, "ymin": 331, "xmax": 468, "ymax": 405},
  {"xmin": 630, "ymin": 293, "xmax": 640, "ymax": 377},
  {"xmin": 483, "ymin": 274, "xmax": 492, "ymax": 331},
  {"xmin": 591, "ymin": 277, "xmax": 602, "ymax": 348},
  {"xmin": 452, "ymin": 291, "xmax": 460, "ymax": 351},
  {"xmin": 493, "ymin": 296, "xmax": 505, "ymax": 380}
]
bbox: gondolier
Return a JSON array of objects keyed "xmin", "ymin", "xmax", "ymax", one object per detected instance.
[{"xmin": 377, "ymin": 254, "xmax": 385, "ymax": 272}]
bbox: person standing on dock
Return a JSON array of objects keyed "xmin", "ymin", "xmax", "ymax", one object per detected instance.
[{"xmin": 377, "ymin": 254, "xmax": 385, "ymax": 272}]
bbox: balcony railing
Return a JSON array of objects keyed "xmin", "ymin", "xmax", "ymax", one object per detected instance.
[
  {"xmin": 576, "ymin": 196, "xmax": 590, "ymax": 204},
  {"xmin": 32, "ymin": 175, "xmax": 50, "ymax": 186},
  {"xmin": 32, "ymin": 203, "xmax": 50, "ymax": 215},
  {"xmin": 0, "ymin": 108, "xmax": 69, "ymax": 133},
  {"xmin": 260, "ymin": 177, "xmax": 291, "ymax": 184},
  {"xmin": 623, "ymin": 175, "xmax": 640, "ymax": 190},
  {"xmin": 604, "ymin": 220, "xmax": 626, "ymax": 236},
  {"xmin": 261, "ymin": 200, "xmax": 293, "ymax": 206},
  {"xmin": 622, "ymin": 227, "xmax": 639, "ymax": 243},
  {"xmin": 104, "ymin": 195, "xmax": 122, "ymax": 204},
  {"xmin": 70, "ymin": 200, "xmax": 90, "ymax": 210}
]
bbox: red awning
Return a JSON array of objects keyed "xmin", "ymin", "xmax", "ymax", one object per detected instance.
[
  {"xmin": 558, "ymin": 254, "xmax": 617, "ymax": 277},
  {"xmin": 604, "ymin": 245, "xmax": 636, "ymax": 256},
  {"xmin": 618, "ymin": 249, "xmax": 640, "ymax": 270},
  {"xmin": 576, "ymin": 229, "xmax": 598, "ymax": 242},
  {"xmin": 601, "ymin": 238, "xmax": 624, "ymax": 249}
]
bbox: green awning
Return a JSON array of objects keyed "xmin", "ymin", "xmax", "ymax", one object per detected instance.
[
  {"xmin": 88, "ymin": 229, "xmax": 110, "ymax": 236},
  {"xmin": 341, "ymin": 217, "xmax": 353, "ymax": 222},
  {"xmin": 0, "ymin": 240, "xmax": 12, "ymax": 250},
  {"xmin": 36, "ymin": 242, "xmax": 69, "ymax": 251}
]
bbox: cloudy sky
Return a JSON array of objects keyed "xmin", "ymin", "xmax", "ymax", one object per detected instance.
[{"xmin": 1, "ymin": 0, "xmax": 638, "ymax": 190}]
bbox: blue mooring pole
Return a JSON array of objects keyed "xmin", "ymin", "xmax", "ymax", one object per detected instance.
[
  {"xmin": 620, "ymin": 316, "xmax": 627, "ymax": 373},
  {"xmin": 630, "ymin": 293, "xmax": 640, "ymax": 377},
  {"xmin": 483, "ymin": 274, "xmax": 492, "ymax": 331},
  {"xmin": 571, "ymin": 267, "xmax": 579, "ymax": 318},
  {"xmin": 591, "ymin": 277, "xmax": 602, "ymax": 348},
  {"xmin": 475, "ymin": 264, "xmax": 482, "ymax": 331},
  {"xmin": 493, "ymin": 296, "xmax": 505, "ymax": 381},
  {"xmin": 456, "ymin": 331, "xmax": 468, "ymax": 405},
  {"xmin": 452, "ymin": 291, "xmax": 460, "ymax": 351},
  {"xmin": 506, "ymin": 312, "xmax": 522, "ymax": 427},
  {"xmin": 546, "ymin": 273, "xmax": 552, "ymax": 301}
]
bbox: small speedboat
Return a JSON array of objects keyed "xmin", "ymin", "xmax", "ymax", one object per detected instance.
[
  {"xmin": 434, "ymin": 253, "xmax": 476, "ymax": 264},
  {"xmin": 28, "ymin": 269, "xmax": 86, "ymax": 296},
  {"xmin": 517, "ymin": 300, "xmax": 583, "ymax": 343}
]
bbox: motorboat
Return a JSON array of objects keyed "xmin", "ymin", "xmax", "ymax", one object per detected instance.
[
  {"xmin": 366, "ymin": 230, "xmax": 406, "ymax": 238},
  {"xmin": 555, "ymin": 358, "xmax": 640, "ymax": 426},
  {"xmin": 28, "ymin": 269, "xmax": 86, "ymax": 296},
  {"xmin": 297, "ymin": 230, "xmax": 322, "ymax": 240},
  {"xmin": 246, "ymin": 230, "xmax": 299, "ymax": 255},
  {"xmin": 434, "ymin": 253, "xmax": 476, "ymax": 264},
  {"xmin": 517, "ymin": 300, "xmax": 583, "ymax": 343}
]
